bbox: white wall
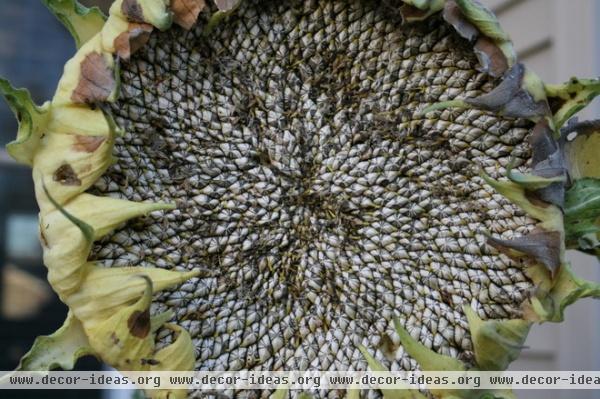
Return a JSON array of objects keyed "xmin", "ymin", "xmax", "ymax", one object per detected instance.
[{"xmin": 480, "ymin": 1, "xmax": 600, "ymax": 399}]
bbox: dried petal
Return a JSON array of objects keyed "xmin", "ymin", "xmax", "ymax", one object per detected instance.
[
  {"xmin": 73, "ymin": 135, "xmax": 106, "ymax": 153},
  {"xmin": 114, "ymin": 23, "xmax": 153, "ymax": 60},
  {"xmin": 53, "ymin": 164, "xmax": 82, "ymax": 186},
  {"xmin": 487, "ymin": 230, "xmax": 562, "ymax": 275},
  {"xmin": 71, "ymin": 52, "xmax": 115, "ymax": 104},
  {"xmin": 474, "ymin": 35, "xmax": 508, "ymax": 77},
  {"xmin": 171, "ymin": 0, "xmax": 206, "ymax": 30},
  {"xmin": 121, "ymin": 0, "xmax": 145, "ymax": 22},
  {"xmin": 443, "ymin": 0, "xmax": 478, "ymax": 41},
  {"xmin": 465, "ymin": 63, "xmax": 549, "ymax": 119}
]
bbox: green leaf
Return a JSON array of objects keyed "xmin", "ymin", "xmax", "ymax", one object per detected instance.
[
  {"xmin": 464, "ymin": 306, "xmax": 530, "ymax": 371},
  {"xmin": 546, "ymin": 78, "xmax": 600, "ymax": 129},
  {"xmin": 270, "ymin": 385, "xmax": 289, "ymax": 399},
  {"xmin": 1, "ymin": 78, "xmax": 50, "ymax": 166},
  {"xmin": 357, "ymin": 345, "xmax": 426, "ymax": 399},
  {"xmin": 347, "ymin": 388, "xmax": 361, "ymax": 399},
  {"xmin": 564, "ymin": 178, "xmax": 600, "ymax": 252},
  {"xmin": 530, "ymin": 262, "xmax": 600, "ymax": 322},
  {"xmin": 454, "ymin": 0, "xmax": 509, "ymax": 42},
  {"xmin": 481, "ymin": 173, "xmax": 563, "ymax": 231},
  {"xmin": 393, "ymin": 318, "xmax": 465, "ymax": 372},
  {"xmin": 42, "ymin": 0, "xmax": 106, "ymax": 49},
  {"xmin": 17, "ymin": 311, "xmax": 95, "ymax": 371},
  {"xmin": 393, "ymin": 318, "xmax": 468, "ymax": 399},
  {"xmin": 204, "ymin": 1, "xmax": 242, "ymax": 35}
]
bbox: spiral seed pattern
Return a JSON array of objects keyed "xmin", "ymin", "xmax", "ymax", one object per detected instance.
[{"xmin": 91, "ymin": 0, "xmax": 535, "ymax": 386}]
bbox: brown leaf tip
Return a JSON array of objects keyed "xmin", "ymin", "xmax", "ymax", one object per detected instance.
[
  {"xmin": 73, "ymin": 135, "xmax": 107, "ymax": 153},
  {"xmin": 71, "ymin": 52, "xmax": 116, "ymax": 104},
  {"xmin": 474, "ymin": 36, "xmax": 508, "ymax": 78},
  {"xmin": 487, "ymin": 230, "xmax": 562, "ymax": 276},
  {"xmin": 115, "ymin": 23, "xmax": 154, "ymax": 60},
  {"xmin": 127, "ymin": 309, "xmax": 151, "ymax": 338},
  {"xmin": 53, "ymin": 164, "xmax": 82, "ymax": 186},
  {"xmin": 122, "ymin": 0, "xmax": 145, "ymax": 23},
  {"xmin": 443, "ymin": 0, "xmax": 478, "ymax": 41},
  {"xmin": 140, "ymin": 358, "xmax": 161, "ymax": 366},
  {"xmin": 399, "ymin": 4, "xmax": 429, "ymax": 22},
  {"xmin": 172, "ymin": 0, "xmax": 206, "ymax": 30},
  {"xmin": 110, "ymin": 332, "xmax": 121, "ymax": 345}
]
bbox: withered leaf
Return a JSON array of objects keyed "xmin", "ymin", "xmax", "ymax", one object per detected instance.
[
  {"xmin": 564, "ymin": 178, "xmax": 600, "ymax": 251},
  {"xmin": 467, "ymin": 63, "xmax": 524, "ymax": 108},
  {"xmin": 529, "ymin": 119, "xmax": 557, "ymax": 166},
  {"xmin": 127, "ymin": 309, "xmax": 151, "ymax": 338},
  {"xmin": 532, "ymin": 150, "xmax": 567, "ymax": 206},
  {"xmin": 464, "ymin": 63, "xmax": 549, "ymax": 119},
  {"xmin": 487, "ymin": 230, "xmax": 562, "ymax": 276},
  {"xmin": 527, "ymin": 119, "xmax": 567, "ymax": 207},
  {"xmin": 140, "ymin": 358, "xmax": 160, "ymax": 366},
  {"xmin": 474, "ymin": 36, "xmax": 508, "ymax": 77},
  {"xmin": 114, "ymin": 23, "xmax": 153, "ymax": 60},
  {"xmin": 172, "ymin": 0, "xmax": 206, "ymax": 30},
  {"xmin": 71, "ymin": 52, "xmax": 116, "ymax": 104},
  {"xmin": 121, "ymin": 0, "xmax": 145, "ymax": 23},
  {"xmin": 400, "ymin": 4, "xmax": 430, "ymax": 22},
  {"xmin": 53, "ymin": 164, "xmax": 82, "ymax": 186},
  {"xmin": 40, "ymin": 229, "xmax": 49, "ymax": 248},
  {"xmin": 73, "ymin": 135, "xmax": 106, "ymax": 153},
  {"xmin": 443, "ymin": 0, "xmax": 479, "ymax": 41}
]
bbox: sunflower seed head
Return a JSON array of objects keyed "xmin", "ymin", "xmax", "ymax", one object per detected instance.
[{"xmin": 89, "ymin": 0, "xmax": 535, "ymax": 381}]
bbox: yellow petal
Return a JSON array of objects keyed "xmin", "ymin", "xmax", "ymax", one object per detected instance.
[
  {"xmin": 40, "ymin": 193, "xmax": 173, "ymax": 295},
  {"xmin": 33, "ymin": 133, "xmax": 114, "ymax": 211},
  {"xmin": 67, "ymin": 265, "xmax": 201, "ymax": 322},
  {"xmin": 85, "ymin": 275, "xmax": 155, "ymax": 369}
]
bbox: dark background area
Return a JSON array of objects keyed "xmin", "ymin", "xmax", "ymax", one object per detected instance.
[{"xmin": 0, "ymin": 1, "xmax": 112, "ymax": 398}]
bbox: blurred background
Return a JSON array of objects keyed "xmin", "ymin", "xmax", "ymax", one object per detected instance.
[
  {"xmin": 0, "ymin": 1, "xmax": 599, "ymax": 399},
  {"xmin": 0, "ymin": 2, "xmax": 125, "ymax": 398},
  {"xmin": 480, "ymin": 2, "xmax": 600, "ymax": 399}
]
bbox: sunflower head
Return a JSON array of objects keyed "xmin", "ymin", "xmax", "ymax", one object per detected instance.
[{"xmin": 2, "ymin": 1, "xmax": 600, "ymax": 398}]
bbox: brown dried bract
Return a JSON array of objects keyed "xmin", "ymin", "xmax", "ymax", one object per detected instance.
[
  {"xmin": 53, "ymin": 164, "xmax": 82, "ymax": 186},
  {"xmin": 488, "ymin": 229, "xmax": 562, "ymax": 276},
  {"xmin": 442, "ymin": 0, "xmax": 478, "ymax": 41},
  {"xmin": 399, "ymin": 4, "xmax": 429, "ymax": 22},
  {"xmin": 527, "ymin": 119, "xmax": 567, "ymax": 206},
  {"xmin": 73, "ymin": 135, "xmax": 107, "ymax": 153},
  {"xmin": 121, "ymin": 0, "xmax": 145, "ymax": 23},
  {"xmin": 172, "ymin": 0, "xmax": 206, "ymax": 30},
  {"xmin": 529, "ymin": 120, "xmax": 557, "ymax": 165},
  {"xmin": 40, "ymin": 230, "xmax": 49, "ymax": 248},
  {"xmin": 71, "ymin": 52, "xmax": 116, "ymax": 104},
  {"xmin": 474, "ymin": 36, "xmax": 508, "ymax": 78},
  {"xmin": 114, "ymin": 23, "xmax": 153, "ymax": 60},
  {"xmin": 127, "ymin": 309, "xmax": 151, "ymax": 338},
  {"xmin": 464, "ymin": 63, "xmax": 549, "ymax": 119}
]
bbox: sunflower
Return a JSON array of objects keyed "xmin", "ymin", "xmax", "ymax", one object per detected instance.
[{"xmin": 2, "ymin": 0, "xmax": 600, "ymax": 398}]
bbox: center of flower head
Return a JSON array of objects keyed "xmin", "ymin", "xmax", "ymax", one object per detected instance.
[{"xmin": 91, "ymin": 0, "xmax": 535, "ymax": 372}]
